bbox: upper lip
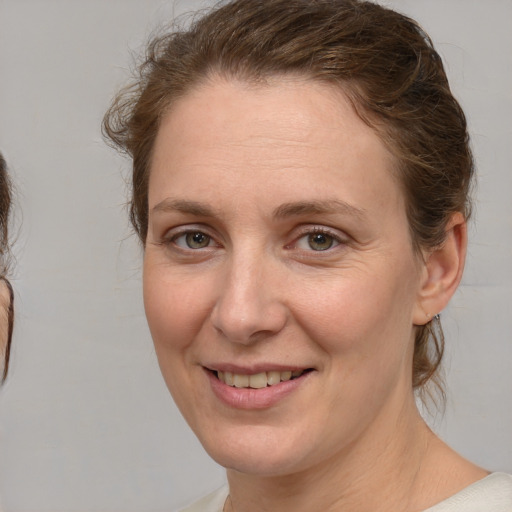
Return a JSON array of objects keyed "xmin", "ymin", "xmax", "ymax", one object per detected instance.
[{"xmin": 204, "ymin": 363, "xmax": 313, "ymax": 374}]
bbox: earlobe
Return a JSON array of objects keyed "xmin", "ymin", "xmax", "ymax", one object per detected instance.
[{"xmin": 413, "ymin": 213, "xmax": 467, "ymax": 326}]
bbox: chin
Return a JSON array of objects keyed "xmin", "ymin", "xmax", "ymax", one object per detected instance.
[
  {"xmin": 209, "ymin": 446, "xmax": 306, "ymax": 477},
  {"xmin": 194, "ymin": 422, "xmax": 324, "ymax": 477}
]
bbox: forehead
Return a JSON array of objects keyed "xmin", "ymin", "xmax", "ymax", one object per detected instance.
[
  {"xmin": 149, "ymin": 77, "xmax": 402, "ymax": 216},
  {"xmin": 155, "ymin": 76, "xmax": 387, "ymax": 154}
]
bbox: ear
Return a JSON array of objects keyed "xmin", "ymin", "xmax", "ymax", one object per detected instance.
[{"xmin": 413, "ymin": 212, "xmax": 467, "ymax": 325}]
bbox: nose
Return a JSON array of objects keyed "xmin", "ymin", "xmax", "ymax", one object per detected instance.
[{"xmin": 210, "ymin": 251, "xmax": 288, "ymax": 345}]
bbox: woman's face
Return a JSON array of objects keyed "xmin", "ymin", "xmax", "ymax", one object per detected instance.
[{"xmin": 144, "ymin": 78, "xmax": 428, "ymax": 476}]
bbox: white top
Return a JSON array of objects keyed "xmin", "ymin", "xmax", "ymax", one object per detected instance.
[
  {"xmin": 180, "ymin": 485, "xmax": 228, "ymax": 512},
  {"xmin": 424, "ymin": 473, "xmax": 512, "ymax": 511},
  {"xmin": 179, "ymin": 473, "xmax": 512, "ymax": 512}
]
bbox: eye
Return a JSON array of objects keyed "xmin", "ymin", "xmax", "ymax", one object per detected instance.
[
  {"xmin": 173, "ymin": 231, "xmax": 214, "ymax": 249},
  {"xmin": 295, "ymin": 230, "xmax": 341, "ymax": 251}
]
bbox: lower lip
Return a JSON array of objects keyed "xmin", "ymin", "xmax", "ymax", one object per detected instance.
[{"xmin": 206, "ymin": 370, "xmax": 312, "ymax": 410}]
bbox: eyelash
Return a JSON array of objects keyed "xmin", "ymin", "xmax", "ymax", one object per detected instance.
[
  {"xmin": 290, "ymin": 227, "xmax": 345, "ymax": 252},
  {"xmin": 164, "ymin": 227, "xmax": 219, "ymax": 251},
  {"xmin": 160, "ymin": 226, "xmax": 347, "ymax": 254}
]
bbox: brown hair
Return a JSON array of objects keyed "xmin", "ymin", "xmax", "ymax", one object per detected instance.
[
  {"xmin": 0, "ymin": 152, "xmax": 14, "ymax": 382},
  {"xmin": 103, "ymin": 0, "xmax": 474, "ymax": 394}
]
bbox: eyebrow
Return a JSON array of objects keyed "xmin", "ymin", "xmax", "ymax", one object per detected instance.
[
  {"xmin": 151, "ymin": 197, "xmax": 366, "ymax": 221},
  {"xmin": 151, "ymin": 198, "xmax": 220, "ymax": 217},
  {"xmin": 272, "ymin": 200, "xmax": 366, "ymax": 220}
]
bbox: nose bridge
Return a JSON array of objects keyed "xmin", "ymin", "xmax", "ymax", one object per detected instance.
[{"xmin": 211, "ymin": 242, "xmax": 286, "ymax": 343}]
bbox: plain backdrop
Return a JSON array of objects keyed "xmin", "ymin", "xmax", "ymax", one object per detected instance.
[{"xmin": 0, "ymin": 0, "xmax": 510, "ymax": 511}]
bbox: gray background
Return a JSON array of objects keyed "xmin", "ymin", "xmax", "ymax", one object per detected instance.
[{"xmin": 0, "ymin": 0, "xmax": 510, "ymax": 511}]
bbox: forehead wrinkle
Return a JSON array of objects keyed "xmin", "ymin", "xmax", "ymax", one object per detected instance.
[{"xmin": 221, "ymin": 128, "xmax": 319, "ymax": 150}]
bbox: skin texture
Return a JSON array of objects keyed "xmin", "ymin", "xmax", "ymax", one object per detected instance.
[{"xmin": 143, "ymin": 78, "xmax": 484, "ymax": 511}]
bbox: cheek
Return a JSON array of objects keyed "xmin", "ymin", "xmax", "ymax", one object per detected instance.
[
  {"xmin": 143, "ymin": 264, "xmax": 211, "ymax": 355},
  {"xmin": 142, "ymin": 263, "xmax": 215, "ymax": 417},
  {"xmin": 292, "ymin": 265, "xmax": 418, "ymax": 367}
]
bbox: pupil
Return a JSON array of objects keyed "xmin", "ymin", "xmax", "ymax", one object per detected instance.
[
  {"xmin": 187, "ymin": 232, "xmax": 209, "ymax": 248},
  {"xmin": 309, "ymin": 233, "xmax": 332, "ymax": 251}
]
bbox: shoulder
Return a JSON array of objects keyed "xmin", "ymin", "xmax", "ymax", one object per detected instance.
[
  {"xmin": 178, "ymin": 485, "xmax": 229, "ymax": 512},
  {"xmin": 424, "ymin": 473, "xmax": 512, "ymax": 512}
]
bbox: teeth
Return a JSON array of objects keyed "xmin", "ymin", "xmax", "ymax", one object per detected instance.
[
  {"xmin": 267, "ymin": 371, "xmax": 281, "ymax": 386},
  {"xmin": 281, "ymin": 371, "xmax": 292, "ymax": 381},
  {"xmin": 216, "ymin": 369, "xmax": 305, "ymax": 388},
  {"xmin": 249, "ymin": 373, "xmax": 267, "ymax": 389},
  {"xmin": 233, "ymin": 374, "xmax": 249, "ymax": 388}
]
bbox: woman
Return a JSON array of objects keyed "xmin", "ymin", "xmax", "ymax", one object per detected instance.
[
  {"xmin": 103, "ymin": 0, "xmax": 512, "ymax": 510},
  {"xmin": 0, "ymin": 152, "xmax": 14, "ymax": 383}
]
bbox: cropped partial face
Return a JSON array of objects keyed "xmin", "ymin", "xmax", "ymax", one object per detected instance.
[
  {"xmin": 0, "ymin": 277, "xmax": 11, "ymax": 377},
  {"xmin": 143, "ymin": 77, "xmax": 427, "ymax": 476}
]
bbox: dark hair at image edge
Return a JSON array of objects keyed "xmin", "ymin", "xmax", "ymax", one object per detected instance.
[
  {"xmin": 0, "ymin": 152, "xmax": 14, "ymax": 383},
  {"xmin": 103, "ymin": 0, "xmax": 475, "ymax": 402}
]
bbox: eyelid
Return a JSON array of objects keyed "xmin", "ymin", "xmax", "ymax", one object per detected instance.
[
  {"xmin": 288, "ymin": 225, "xmax": 349, "ymax": 251},
  {"xmin": 173, "ymin": 232, "xmax": 215, "ymax": 249},
  {"xmin": 161, "ymin": 224, "xmax": 222, "ymax": 249},
  {"xmin": 157, "ymin": 223, "xmax": 348, "ymax": 253}
]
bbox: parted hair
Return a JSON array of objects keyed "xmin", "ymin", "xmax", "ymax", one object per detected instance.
[{"xmin": 103, "ymin": 0, "xmax": 474, "ymax": 395}]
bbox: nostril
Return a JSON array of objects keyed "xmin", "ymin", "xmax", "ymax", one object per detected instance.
[{"xmin": 209, "ymin": 268, "xmax": 288, "ymax": 345}]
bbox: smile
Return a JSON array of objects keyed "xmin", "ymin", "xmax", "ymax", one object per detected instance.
[
  {"xmin": 216, "ymin": 369, "xmax": 310, "ymax": 389},
  {"xmin": 206, "ymin": 367, "xmax": 314, "ymax": 409}
]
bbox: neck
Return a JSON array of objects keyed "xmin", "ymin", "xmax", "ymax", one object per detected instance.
[{"xmin": 225, "ymin": 393, "xmax": 437, "ymax": 512}]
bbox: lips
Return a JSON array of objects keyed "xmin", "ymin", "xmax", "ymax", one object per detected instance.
[
  {"xmin": 206, "ymin": 366, "xmax": 313, "ymax": 409},
  {"xmin": 217, "ymin": 369, "xmax": 307, "ymax": 389}
]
